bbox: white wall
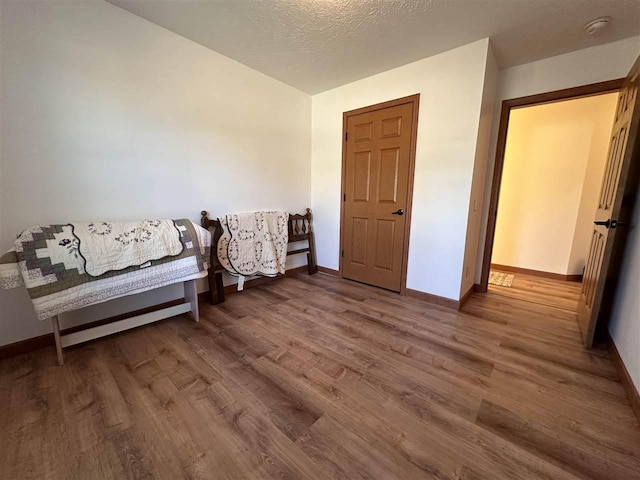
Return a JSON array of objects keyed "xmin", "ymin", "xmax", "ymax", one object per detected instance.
[
  {"xmin": 609, "ymin": 191, "xmax": 640, "ymax": 393},
  {"xmin": 0, "ymin": 0, "xmax": 311, "ymax": 346},
  {"xmin": 311, "ymin": 39, "xmax": 491, "ymax": 300},
  {"xmin": 476, "ymin": 36, "xmax": 640, "ymax": 282},
  {"xmin": 460, "ymin": 44, "xmax": 498, "ymax": 297},
  {"xmin": 492, "ymin": 94, "xmax": 617, "ymax": 275}
]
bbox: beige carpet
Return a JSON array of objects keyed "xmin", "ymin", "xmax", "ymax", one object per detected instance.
[{"xmin": 489, "ymin": 271, "xmax": 515, "ymax": 287}]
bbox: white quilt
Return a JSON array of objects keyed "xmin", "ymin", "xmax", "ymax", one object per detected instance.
[
  {"xmin": 217, "ymin": 211, "xmax": 289, "ymax": 281},
  {"xmin": 1, "ymin": 219, "xmax": 210, "ymax": 320},
  {"xmin": 74, "ymin": 219, "xmax": 183, "ymax": 276}
]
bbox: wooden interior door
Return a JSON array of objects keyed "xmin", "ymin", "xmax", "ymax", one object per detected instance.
[
  {"xmin": 578, "ymin": 55, "xmax": 640, "ymax": 347},
  {"xmin": 341, "ymin": 98, "xmax": 417, "ymax": 291}
]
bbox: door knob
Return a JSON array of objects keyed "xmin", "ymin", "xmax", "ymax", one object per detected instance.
[
  {"xmin": 594, "ymin": 219, "xmax": 611, "ymax": 228},
  {"xmin": 391, "ymin": 209, "xmax": 404, "ymax": 216},
  {"xmin": 594, "ymin": 219, "xmax": 625, "ymax": 229}
]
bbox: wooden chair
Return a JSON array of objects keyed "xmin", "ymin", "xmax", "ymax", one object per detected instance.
[{"xmin": 200, "ymin": 209, "xmax": 318, "ymax": 304}]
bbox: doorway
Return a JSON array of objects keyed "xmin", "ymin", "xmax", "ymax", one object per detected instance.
[
  {"xmin": 479, "ymin": 66, "xmax": 640, "ymax": 347},
  {"xmin": 339, "ymin": 94, "xmax": 419, "ymax": 293},
  {"xmin": 480, "ymin": 80, "xmax": 624, "ymax": 296},
  {"xmin": 489, "ymin": 91, "xmax": 619, "ymax": 294}
]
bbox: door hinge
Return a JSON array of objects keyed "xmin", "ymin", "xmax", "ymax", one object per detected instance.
[
  {"xmin": 345, "ymin": 132, "xmax": 348, "ymax": 141},
  {"xmin": 343, "ymin": 193, "xmax": 346, "ymax": 202},
  {"xmin": 341, "ymin": 249, "xmax": 344, "ymax": 258}
]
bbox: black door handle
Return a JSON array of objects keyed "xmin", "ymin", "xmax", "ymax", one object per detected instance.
[
  {"xmin": 594, "ymin": 219, "xmax": 625, "ymax": 229},
  {"xmin": 391, "ymin": 209, "xmax": 404, "ymax": 216}
]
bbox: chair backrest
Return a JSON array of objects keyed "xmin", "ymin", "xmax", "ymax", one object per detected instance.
[
  {"xmin": 200, "ymin": 208, "xmax": 315, "ymax": 268},
  {"xmin": 288, "ymin": 208, "xmax": 313, "ymax": 242},
  {"xmin": 200, "ymin": 211, "xmax": 224, "ymax": 271}
]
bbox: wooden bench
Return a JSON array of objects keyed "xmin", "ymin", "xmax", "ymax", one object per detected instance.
[{"xmin": 200, "ymin": 209, "xmax": 318, "ymax": 304}]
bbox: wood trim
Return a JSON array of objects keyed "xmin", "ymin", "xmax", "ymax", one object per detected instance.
[
  {"xmin": 0, "ymin": 333, "xmax": 53, "ymax": 360},
  {"xmin": 503, "ymin": 79, "xmax": 623, "ymax": 110},
  {"xmin": 342, "ymin": 94, "xmax": 422, "ymax": 118},
  {"xmin": 458, "ymin": 285, "xmax": 475, "ymax": 310},
  {"xmin": 338, "ymin": 112, "xmax": 348, "ymax": 278},
  {"xmin": 491, "ymin": 263, "xmax": 583, "ymax": 282},
  {"xmin": 317, "ymin": 266, "xmax": 340, "ymax": 276},
  {"xmin": 400, "ymin": 95, "xmax": 420, "ymax": 295},
  {"xmin": 0, "ymin": 267, "xmax": 310, "ymax": 361},
  {"xmin": 406, "ymin": 288, "xmax": 459, "ymax": 310},
  {"xmin": 0, "ymin": 296, "xmax": 192, "ymax": 360},
  {"xmin": 478, "ymin": 79, "xmax": 624, "ymax": 293},
  {"xmin": 58, "ymin": 302, "xmax": 194, "ymax": 366},
  {"xmin": 478, "ymin": 100, "xmax": 511, "ymax": 294},
  {"xmin": 608, "ymin": 334, "xmax": 640, "ymax": 425},
  {"xmin": 339, "ymin": 93, "xmax": 420, "ymax": 295}
]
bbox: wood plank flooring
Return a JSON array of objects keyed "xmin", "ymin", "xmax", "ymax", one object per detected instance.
[
  {"xmin": 1, "ymin": 272, "xmax": 639, "ymax": 480},
  {"xmin": 488, "ymin": 270, "xmax": 582, "ymax": 311}
]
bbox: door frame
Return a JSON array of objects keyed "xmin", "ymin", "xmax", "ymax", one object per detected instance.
[
  {"xmin": 339, "ymin": 94, "xmax": 420, "ymax": 295},
  {"xmin": 478, "ymin": 79, "xmax": 624, "ymax": 293}
]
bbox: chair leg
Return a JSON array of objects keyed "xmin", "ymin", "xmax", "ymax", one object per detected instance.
[
  {"xmin": 51, "ymin": 315, "xmax": 64, "ymax": 366},
  {"xmin": 207, "ymin": 268, "xmax": 216, "ymax": 305},
  {"xmin": 307, "ymin": 231, "xmax": 318, "ymax": 275},
  {"xmin": 307, "ymin": 252, "xmax": 315, "ymax": 275},
  {"xmin": 213, "ymin": 270, "xmax": 225, "ymax": 304},
  {"xmin": 207, "ymin": 267, "xmax": 225, "ymax": 304}
]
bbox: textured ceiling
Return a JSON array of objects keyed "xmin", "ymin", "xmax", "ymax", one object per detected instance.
[{"xmin": 107, "ymin": 0, "xmax": 640, "ymax": 94}]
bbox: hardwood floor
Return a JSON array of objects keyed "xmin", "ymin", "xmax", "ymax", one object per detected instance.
[
  {"xmin": 488, "ymin": 270, "xmax": 582, "ymax": 311},
  {"xmin": 1, "ymin": 272, "xmax": 639, "ymax": 479}
]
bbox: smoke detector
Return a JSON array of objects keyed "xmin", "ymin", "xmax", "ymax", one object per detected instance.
[{"xmin": 584, "ymin": 17, "xmax": 612, "ymax": 35}]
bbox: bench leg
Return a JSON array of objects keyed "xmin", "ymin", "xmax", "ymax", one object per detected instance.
[
  {"xmin": 184, "ymin": 280, "xmax": 199, "ymax": 322},
  {"xmin": 51, "ymin": 315, "xmax": 64, "ymax": 366},
  {"xmin": 307, "ymin": 231, "xmax": 318, "ymax": 275}
]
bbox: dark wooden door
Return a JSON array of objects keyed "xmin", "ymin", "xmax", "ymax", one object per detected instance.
[
  {"xmin": 342, "ymin": 101, "xmax": 415, "ymax": 291},
  {"xmin": 578, "ymin": 55, "xmax": 640, "ymax": 347}
]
